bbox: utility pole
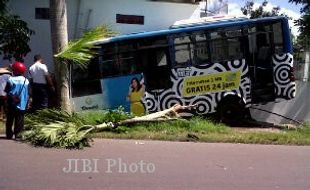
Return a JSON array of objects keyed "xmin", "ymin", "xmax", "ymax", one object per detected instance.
[
  {"xmin": 205, "ymin": 0, "xmax": 208, "ymax": 16},
  {"xmin": 304, "ymin": 44, "xmax": 310, "ymax": 82}
]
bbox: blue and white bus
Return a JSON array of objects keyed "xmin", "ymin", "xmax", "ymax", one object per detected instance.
[{"xmin": 71, "ymin": 16, "xmax": 295, "ymax": 121}]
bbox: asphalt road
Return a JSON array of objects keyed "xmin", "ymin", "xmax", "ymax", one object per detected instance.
[{"xmin": 0, "ymin": 137, "xmax": 310, "ymax": 190}]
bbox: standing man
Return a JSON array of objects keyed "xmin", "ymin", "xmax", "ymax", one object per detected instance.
[
  {"xmin": 0, "ymin": 68, "xmax": 11, "ymax": 120},
  {"xmin": 5, "ymin": 61, "xmax": 30, "ymax": 139},
  {"xmin": 29, "ymin": 54, "xmax": 55, "ymax": 112}
]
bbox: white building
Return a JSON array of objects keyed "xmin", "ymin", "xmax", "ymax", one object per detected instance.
[
  {"xmin": 6, "ymin": 0, "xmax": 200, "ymax": 70},
  {"xmin": 6, "ymin": 0, "xmax": 310, "ymax": 124}
]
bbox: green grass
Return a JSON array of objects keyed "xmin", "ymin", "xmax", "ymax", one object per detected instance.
[
  {"xmin": 79, "ymin": 111, "xmax": 310, "ymax": 145},
  {"xmin": 91, "ymin": 122, "xmax": 310, "ymax": 145},
  {"xmin": 77, "ymin": 108, "xmax": 131, "ymax": 125},
  {"xmin": 1, "ymin": 109, "xmax": 310, "ymax": 146}
]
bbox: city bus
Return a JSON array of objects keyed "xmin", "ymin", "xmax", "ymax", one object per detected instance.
[{"xmin": 71, "ymin": 16, "xmax": 295, "ymax": 121}]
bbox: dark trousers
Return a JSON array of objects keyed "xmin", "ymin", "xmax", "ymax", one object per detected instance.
[
  {"xmin": 0, "ymin": 96, "xmax": 7, "ymax": 119},
  {"xmin": 32, "ymin": 83, "xmax": 48, "ymax": 111},
  {"xmin": 6, "ymin": 106, "xmax": 25, "ymax": 139}
]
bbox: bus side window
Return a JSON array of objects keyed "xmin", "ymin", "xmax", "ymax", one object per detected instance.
[
  {"xmin": 209, "ymin": 29, "xmax": 243, "ymax": 62},
  {"xmin": 142, "ymin": 48, "xmax": 172, "ymax": 90},
  {"xmin": 118, "ymin": 42, "xmax": 142, "ymax": 75},
  {"xmin": 193, "ymin": 32, "xmax": 210, "ymax": 65},
  {"xmin": 226, "ymin": 29, "xmax": 243, "ymax": 60},
  {"xmin": 71, "ymin": 57, "xmax": 102, "ymax": 97},
  {"xmin": 209, "ymin": 31, "xmax": 227, "ymax": 62},
  {"xmin": 173, "ymin": 35, "xmax": 194, "ymax": 67},
  {"xmin": 101, "ymin": 44, "xmax": 118, "ymax": 77},
  {"xmin": 100, "ymin": 42, "xmax": 142, "ymax": 77},
  {"xmin": 272, "ymin": 22, "xmax": 284, "ymax": 54}
]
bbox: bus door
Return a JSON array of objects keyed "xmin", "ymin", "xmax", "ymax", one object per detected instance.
[
  {"xmin": 139, "ymin": 39, "xmax": 172, "ymax": 111},
  {"xmin": 247, "ymin": 24, "xmax": 275, "ymax": 103}
]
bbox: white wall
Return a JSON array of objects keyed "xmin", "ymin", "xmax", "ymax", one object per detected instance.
[
  {"xmin": 75, "ymin": 0, "xmax": 197, "ymax": 35},
  {"xmin": 7, "ymin": 0, "xmax": 53, "ymax": 71},
  {"xmin": 7, "ymin": 0, "xmax": 197, "ymax": 72}
]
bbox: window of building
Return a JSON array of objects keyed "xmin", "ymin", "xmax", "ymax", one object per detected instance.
[
  {"xmin": 116, "ymin": 14, "xmax": 144, "ymax": 25},
  {"xmin": 35, "ymin": 8, "xmax": 49, "ymax": 20}
]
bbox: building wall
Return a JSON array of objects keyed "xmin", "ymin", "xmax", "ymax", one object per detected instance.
[
  {"xmin": 6, "ymin": 0, "xmax": 197, "ymax": 71},
  {"xmin": 5, "ymin": 0, "xmax": 52, "ymax": 70}
]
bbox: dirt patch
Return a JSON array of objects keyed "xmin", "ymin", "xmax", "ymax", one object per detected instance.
[
  {"xmin": 231, "ymin": 120, "xmax": 299, "ymax": 133},
  {"xmin": 233, "ymin": 127, "xmax": 284, "ymax": 133}
]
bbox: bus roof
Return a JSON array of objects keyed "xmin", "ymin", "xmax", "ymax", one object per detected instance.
[
  {"xmin": 93, "ymin": 16, "xmax": 289, "ymax": 45},
  {"xmin": 170, "ymin": 15, "xmax": 248, "ymax": 28}
]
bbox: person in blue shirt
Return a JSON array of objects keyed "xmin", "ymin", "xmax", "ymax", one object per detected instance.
[{"xmin": 5, "ymin": 61, "xmax": 30, "ymax": 139}]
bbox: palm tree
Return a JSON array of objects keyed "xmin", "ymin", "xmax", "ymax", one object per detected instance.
[
  {"xmin": 49, "ymin": 0, "xmax": 116, "ymax": 112},
  {"xmin": 49, "ymin": 0, "xmax": 70, "ymax": 112},
  {"xmin": 55, "ymin": 25, "xmax": 117, "ymax": 68}
]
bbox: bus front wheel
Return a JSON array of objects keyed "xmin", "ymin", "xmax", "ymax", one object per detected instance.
[{"xmin": 216, "ymin": 96, "xmax": 247, "ymax": 125}]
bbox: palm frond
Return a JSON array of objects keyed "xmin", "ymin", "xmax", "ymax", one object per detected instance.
[{"xmin": 55, "ymin": 25, "xmax": 117, "ymax": 68}]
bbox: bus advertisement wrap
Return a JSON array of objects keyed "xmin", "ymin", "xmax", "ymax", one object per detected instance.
[
  {"xmin": 77, "ymin": 16, "xmax": 294, "ymax": 117},
  {"xmin": 182, "ymin": 70, "xmax": 241, "ymax": 97}
]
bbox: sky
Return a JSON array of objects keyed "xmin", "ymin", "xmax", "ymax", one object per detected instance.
[{"xmin": 227, "ymin": 0, "xmax": 302, "ymax": 36}]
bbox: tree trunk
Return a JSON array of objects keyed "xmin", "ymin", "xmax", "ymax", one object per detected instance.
[
  {"xmin": 94, "ymin": 104, "xmax": 198, "ymax": 129},
  {"xmin": 49, "ymin": 0, "xmax": 71, "ymax": 113}
]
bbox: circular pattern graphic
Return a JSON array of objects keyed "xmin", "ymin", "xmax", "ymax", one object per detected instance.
[
  {"xmin": 175, "ymin": 78, "xmax": 184, "ymax": 97},
  {"xmin": 273, "ymin": 54, "xmax": 289, "ymax": 64},
  {"xmin": 191, "ymin": 95, "xmax": 213, "ymax": 115},
  {"xmin": 284, "ymin": 84, "xmax": 296, "ymax": 99},
  {"xmin": 215, "ymin": 92, "xmax": 225, "ymax": 104},
  {"xmin": 193, "ymin": 63, "xmax": 214, "ymax": 70},
  {"xmin": 159, "ymin": 91, "xmax": 184, "ymax": 110},
  {"xmin": 213, "ymin": 64, "xmax": 227, "ymax": 73},
  {"xmin": 230, "ymin": 59, "xmax": 243, "ymax": 69},
  {"xmin": 144, "ymin": 96, "xmax": 157, "ymax": 113},
  {"xmin": 272, "ymin": 53, "xmax": 295, "ymax": 99},
  {"xmin": 274, "ymin": 65, "xmax": 291, "ymax": 86},
  {"xmin": 171, "ymin": 69, "xmax": 179, "ymax": 81},
  {"xmin": 239, "ymin": 79, "xmax": 251, "ymax": 98},
  {"xmin": 274, "ymin": 86, "xmax": 280, "ymax": 96}
]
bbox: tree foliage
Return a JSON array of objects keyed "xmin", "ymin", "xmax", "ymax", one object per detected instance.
[
  {"xmin": 289, "ymin": 0, "xmax": 310, "ymax": 38},
  {"xmin": 289, "ymin": 0, "xmax": 309, "ymax": 13},
  {"xmin": 0, "ymin": 0, "xmax": 34, "ymax": 61},
  {"xmin": 55, "ymin": 25, "xmax": 117, "ymax": 68},
  {"xmin": 22, "ymin": 108, "xmax": 131, "ymax": 149},
  {"xmin": 241, "ymin": 0, "xmax": 285, "ymax": 19}
]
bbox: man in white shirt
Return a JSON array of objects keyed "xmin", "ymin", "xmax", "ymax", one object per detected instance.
[{"xmin": 29, "ymin": 54, "xmax": 54, "ymax": 111}]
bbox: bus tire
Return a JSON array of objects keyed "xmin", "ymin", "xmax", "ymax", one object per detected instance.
[{"xmin": 216, "ymin": 96, "xmax": 246, "ymax": 125}]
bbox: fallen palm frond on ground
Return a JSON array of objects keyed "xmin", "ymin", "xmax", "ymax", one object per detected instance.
[
  {"xmin": 23, "ymin": 109, "xmax": 92, "ymax": 149},
  {"xmin": 104, "ymin": 104, "xmax": 197, "ymax": 128},
  {"xmin": 22, "ymin": 105, "xmax": 195, "ymax": 149},
  {"xmin": 18, "ymin": 107, "xmax": 310, "ymax": 149},
  {"xmin": 22, "ymin": 108, "xmax": 129, "ymax": 149}
]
